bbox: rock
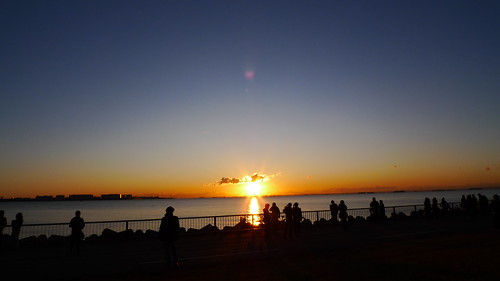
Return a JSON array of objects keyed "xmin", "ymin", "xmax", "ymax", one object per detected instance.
[
  {"xmin": 118, "ymin": 229, "xmax": 134, "ymax": 238},
  {"xmin": 85, "ymin": 234, "xmax": 99, "ymax": 242},
  {"xmin": 20, "ymin": 236, "xmax": 38, "ymax": 247},
  {"xmin": 101, "ymin": 228, "xmax": 119, "ymax": 239},
  {"xmin": 144, "ymin": 229, "xmax": 158, "ymax": 238},
  {"xmin": 37, "ymin": 235, "xmax": 48, "ymax": 245},
  {"xmin": 200, "ymin": 224, "xmax": 218, "ymax": 232},
  {"xmin": 134, "ymin": 230, "xmax": 144, "ymax": 238},
  {"xmin": 48, "ymin": 235, "xmax": 67, "ymax": 246}
]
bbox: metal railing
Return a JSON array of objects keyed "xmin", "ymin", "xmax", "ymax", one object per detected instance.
[{"xmin": 2, "ymin": 202, "xmax": 462, "ymax": 239}]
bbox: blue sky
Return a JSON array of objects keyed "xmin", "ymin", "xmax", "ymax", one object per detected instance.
[{"xmin": 1, "ymin": 0, "xmax": 499, "ymax": 197}]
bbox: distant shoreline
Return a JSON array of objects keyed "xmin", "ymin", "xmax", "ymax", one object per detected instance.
[{"xmin": 1, "ymin": 186, "xmax": 498, "ymax": 202}]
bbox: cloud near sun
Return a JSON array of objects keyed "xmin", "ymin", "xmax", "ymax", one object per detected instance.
[{"xmin": 218, "ymin": 173, "xmax": 278, "ymax": 185}]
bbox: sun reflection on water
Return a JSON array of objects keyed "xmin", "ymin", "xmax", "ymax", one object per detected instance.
[{"xmin": 247, "ymin": 196, "xmax": 262, "ymax": 226}]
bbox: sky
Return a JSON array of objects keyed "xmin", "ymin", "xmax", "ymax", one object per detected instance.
[{"xmin": 1, "ymin": 0, "xmax": 499, "ymax": 198}]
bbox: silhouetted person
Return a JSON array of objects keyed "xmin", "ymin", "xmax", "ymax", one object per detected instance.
[
  {"xmin": 283, "ymin": 203, "xmax": 293, "ymax": 238},
  {"xmin": 0, "ymin": 210, "xmax": 6, "ymax": 250},
  {"xmin": 330, "ymin": 200, "xmax": 338, "ymax": 222},
  {"xmin": 465, "ymin": 195, "xmax": 473, "ymax": 215},
  {"xmin": 262, "ymin": 203, "xmax": 271, "ymax": 235},
  {"xmin": 379, "ymin": 200, "xmax": 386, "ymax": 219},
  {"xmin": 292, "ymin": 202, "xmax": 302, "ymax": 234},
  {"xmin": 424, "ymin": 197, "xmax": 431, "ymax": 217},
  {"xmin": 69, "ymin": 210, "xmax": 85, "ymax": 254},
  {"xmin": 370, "ymin": 197, "xmax": 380, "ymax": 220},
  {"xmin": 460, "ymin": 195, "xmax": 467, "ymax": 211},
  {"xmin": 11, "ymin": 213, "xmax": 23, "ymax": 248},
  {"xmin": 478, "ymin": 193, "xmax": 490, "ymax": 215},
  {"xmin": 440, "ymin": 198, "xmax": 450, "ymax": 214},
  {"xmin": 471, "ymin": 194, "xmax": 478, "ymax": 216},
  {"xmin": 159, "ymin": 206, "xmax": 180, "ymax": 268},
  {"xmin": 270, "ymin": 202, "xmax": 280, "ymax": 226},
  {"xmin": 432, "ymin": 197, "xmax": 440, "ymax": 216},
  {"xmin": 491, "ymin": 195, "xmax": 500, "ymax": 227},
  {"xmin": 338, "ymin": 200, "xmax": 348, "ymax": 229}
]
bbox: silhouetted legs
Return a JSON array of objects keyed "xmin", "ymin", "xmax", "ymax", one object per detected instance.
[
  {"xmin": 164, "ymin": 240, "xmax": 178, "ymax": 268},
  {"xmin": 70, "ymin": 234, "xmax": 82, "ymax": 254}
]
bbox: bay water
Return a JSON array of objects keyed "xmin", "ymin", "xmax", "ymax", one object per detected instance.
[{"xmin": 1, "ymin": 189, "xmax": 499, "ymax": 225}]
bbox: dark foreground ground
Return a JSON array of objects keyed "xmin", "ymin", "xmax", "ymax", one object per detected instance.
[{"xmin": 1, "ymin": 216, "xmax": 499, "ymax": 281}]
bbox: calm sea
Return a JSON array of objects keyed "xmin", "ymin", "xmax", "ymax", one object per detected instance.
[{"xmin": 1, "ymin": 189, "xmax": 499, "ymax": 224}]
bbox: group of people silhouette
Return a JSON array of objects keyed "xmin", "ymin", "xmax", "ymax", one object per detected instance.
[
  {"xmin": 0, "ymin": 210, "xmax": 85, "ymax": 253},
  {"xmin": 369, "ymin": 197, "xmax": 386, "ymax": 220},
  {"xmin": 262, "ymin": 202, "xmax": 303, "ymax": 237},
  {"xmin": 329, "ymin": 200, "xmax": 349, "ymax": 227},
  {"xmin": 0, "ymin": 211, "xmax": 23, "ymax": 250}
]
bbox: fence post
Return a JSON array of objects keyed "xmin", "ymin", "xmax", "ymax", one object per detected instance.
[
  {"xmin": 126, "ymin": 221, "xmax": 129, "ymax": 231},
  {"xmin": 414, "ymin": 205, "xmax": 417, "ymax": 213},
  {"xmin": 316, "ymin": 211, "xmax": 319, "ymax": 222},
  {"xmin": 214, "ymin": 216, "xmax": 217, "ymax": 228},
  {"xmin": 392, "ymin": 207, "xmax": 396, "ymax": 214}
]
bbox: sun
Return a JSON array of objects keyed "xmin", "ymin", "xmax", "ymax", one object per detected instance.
[{"xmin": 245, "ymin": 181, "xmax": 263, "ymax": 197}]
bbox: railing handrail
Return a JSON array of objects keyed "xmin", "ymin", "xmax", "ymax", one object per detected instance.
[{"xmin": 3, "ymin": 201, "xmax": 462, "ymax": 228}]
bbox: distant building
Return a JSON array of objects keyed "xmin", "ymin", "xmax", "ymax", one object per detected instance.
[
  {"xmin": 36, "ymin": 195, "xmax": 53, "ymax": 201},
  {"xmin": 68, "ymin": 194, "xmax": 94, "ymax": 200},
  {"xmin": 122, "ymin": 194, "xmax": 133, "ymax": 199},
  {"xmin": 101, "ymin": 194, "xmax": 121, "ymax": 200},
  {"xmin": 55, "ymin": 195, "xmax": 65, "ymax": 200}
]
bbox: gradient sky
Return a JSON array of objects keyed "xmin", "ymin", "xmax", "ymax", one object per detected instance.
[{"xmin": 1, "ymin": 0, "xmax": 499, "ymax": 198}]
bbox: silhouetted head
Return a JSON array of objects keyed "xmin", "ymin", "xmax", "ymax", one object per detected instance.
[
  {"xmin": 16, "ymin": 213, "xmax": 23, "ymax": 220},
  {"xmin": 331, "ymin": 200, "xmax": 334, "ymax": 204},
  {"xmin": 379, "ymin": 200, "xmax": 383, "ymax": 203},
  {"xmin": 372, "ymin": 197, "xmax": 376, "ymax": 201},
  {"xmin": 287, "ymin": 203, "xmax": 292, "ymax": 207},
  {"xmin": 0, "ymin": 210, "xmax": 4, "ymax": 217},
  {"xmin": 340, "ymin": 200, "xmax": 345, "ymax": 205},
  {"xmin": 75, "ymin": 210, "xmax": 81, "ymax": 217},
  {"xmin": 265, "ymin": 203, "xmax": 270, "ymax": 208},
  {"xmin": 494, "ymin": 194, "xmax": 499, "ymax": 200},
  {"xmin": 272, "ymin": 202, "xmax": 276, "ymax": 206},
  {"xmin": 166, "ymin": 206, "xmax": 175, "ymax": 214},
  {"xmin": 293, "ymin": 202, "xmax": 299, "ymax": 207}
]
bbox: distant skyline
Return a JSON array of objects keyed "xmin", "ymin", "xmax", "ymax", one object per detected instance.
[{"xmin": 1, "ymin": 1, "xmax": 499, "ymax": 198}]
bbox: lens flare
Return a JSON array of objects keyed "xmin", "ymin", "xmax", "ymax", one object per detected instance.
[{"xmin": 245, "ymin": 70, "xmax": 255, "ymax": 80}]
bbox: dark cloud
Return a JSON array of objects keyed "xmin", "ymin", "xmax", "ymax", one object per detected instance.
[
  {"xmin": 250, "ymin": 173, "xmax": 265, "ymax": 182},
  {"xmin": 217, "ymin": 172, "xmax": 279, "ymax": 185},
  {"xmin": 219, "ymin": 177, "xmax": 240, "ymax": 185}
]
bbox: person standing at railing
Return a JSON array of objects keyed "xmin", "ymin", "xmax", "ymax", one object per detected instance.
[
  {"xmin": 338, "ymin": 200, "xmax": 348, "ymax": 229},
  {"xmin": 330, "ymin": 200, "xmax": 338, "ymax": 222},
  {"xmin": 379, "ymin": 200, "xmax": 386, "ymax": 219},
  {"xmin": 159, "ymin": 206, "xmax": 180, "ymax": 268},
  {"xmin": 424, "ymin": 197, "xmax": 432, "ymax": 217},
  {"xmin": 491, "ymin": 194, "xmax": 500, "ymax": 227},
  {"xmin": 292, "ymin": 202, "xmax": 302, "ymax": 235},
  {"xmin": 0, "ymin": 210, "xmax": 7, "ymax": 250},
  {"xmin": 432, "ymin": 197, "xmax": 440, "ymax": 217},
  {"xmin": 440, "ymin": 198, "xmax": 450, "ymax": 215},
  {"xmin": 263, "ymin": 203, "xmax": 271, "ymax": 236},
  {"xmin": 283, "ymin": 203, "xmax": 293, "ymax": 238},
  {"xmin": 11, "ymin": 213, "xmax": 23, "ymax": 248},
  {"xmin": 69, "ymin": 210, "xmax": 85, "ymax": 254},
  {"xmin": 270, "ymin": 202, "xmax": 280, "ymax": 227},
  {"xmin": 370, "ymin": 197, "xmax": 380, "ymax": 220}
]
